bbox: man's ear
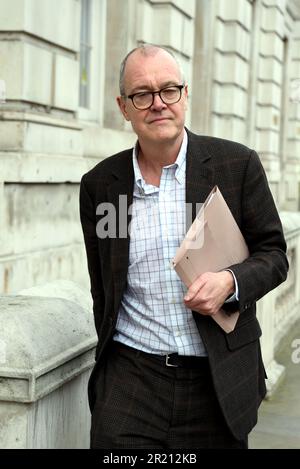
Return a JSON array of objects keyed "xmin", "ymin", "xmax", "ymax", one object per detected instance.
[
  {"xmin": 184, "ymin": 85, "xmax": 188, "ymax": 111},
  {"xmin": 116, "ymin": 96, "xmax": 130, "ymax": 121}
]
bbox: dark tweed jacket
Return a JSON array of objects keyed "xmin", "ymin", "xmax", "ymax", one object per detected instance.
[{"xmin": 79, "ymin": 128, "xmax": 288, "ymax": 440}]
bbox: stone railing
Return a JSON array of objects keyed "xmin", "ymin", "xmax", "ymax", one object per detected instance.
[
  {"xmin": 257, "ymin": 211, "xmax": 300, "ymax": 397},
  {"xmin": 274, "ymin": 212, "xmax": 300, "ymax": 347},
  {"xmin": 0, "ymin": 280, "xmax": 96, "ymax": 449}
]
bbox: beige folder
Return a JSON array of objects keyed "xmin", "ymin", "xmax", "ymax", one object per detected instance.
[{"xmin": 172, "ymin": 186, "xmax": 249, "ymax": 333}]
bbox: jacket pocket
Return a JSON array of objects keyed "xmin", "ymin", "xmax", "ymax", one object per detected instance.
[{"xmin": 226, "ymin": 317, "xmax": 262, "ymax": 351}]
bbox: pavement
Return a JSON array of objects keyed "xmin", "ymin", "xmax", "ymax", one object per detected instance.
[{"xmin": 249, "ymin": 319, "xmax": 300, "ymax": 449}]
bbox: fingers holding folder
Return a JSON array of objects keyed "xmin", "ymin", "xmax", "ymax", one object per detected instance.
[
  {"xmin": 183, "ymin": 271, "xmax": 235, "ymax": 315},
  {"xmin": 172, "ymin": 186, "xmax": 249, "ymax": 333}
]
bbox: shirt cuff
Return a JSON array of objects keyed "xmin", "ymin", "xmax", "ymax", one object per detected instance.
[{"xmin": 224, "ymin": 269, "xmax": 239, "ymax": 303}]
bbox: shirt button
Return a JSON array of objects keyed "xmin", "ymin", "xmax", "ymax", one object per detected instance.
[
  {"xmin": 175, "ymin": 330, "xmax": 181, "ymax": 337},
  {"xmin": 171, "ymin": 298, "xmax": 176, "ymax": 304}
]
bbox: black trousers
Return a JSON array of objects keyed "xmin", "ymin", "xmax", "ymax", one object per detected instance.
[{"xmin": 90, "ymin": 342, "xmax": 248, "ymax": 449}]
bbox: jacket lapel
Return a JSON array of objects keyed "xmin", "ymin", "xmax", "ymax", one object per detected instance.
[
  {"xmin": 185, "ymin": 129, "xmax": 215, "ymax": 227},
  {"xmin": 106, "ymin": 151, "xmax": 134, "ymax": 313}
]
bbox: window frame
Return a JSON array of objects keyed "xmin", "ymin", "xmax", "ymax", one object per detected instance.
[{"xmin": 78, "ymin": 0, "xmax": 106, "ymax": 124}]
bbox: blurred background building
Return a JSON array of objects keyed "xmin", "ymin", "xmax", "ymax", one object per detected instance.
[{"xmin": 0, "ymin": 0, "xmax": 300, "ymax": 448}]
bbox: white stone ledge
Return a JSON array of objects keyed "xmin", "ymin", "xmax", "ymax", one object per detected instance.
[
  {"xmin": 154, "ymin": 5, "xmax": 193, "ymax": 55},
  {"xmin": 256, "ymin": 129, "xmax": 280, "ymax": 153},
  {"xmin": 17, "ymin": 279, "xmax": 92, "ymax": 311},
  {"xmin": 291, "ymin": 38, "xmax": 300, "ymax": 58},
  {"xmin": 0, "ymin": 281, "xmax": 96, "ymax": 403},
  {"xmin": 258, "ymin": 56, "xmax": 283, "ymax": 84},
  {"xmin": 262, "ymin": 0, "xmax": 286, "ymax": 16},
  {"xmin": 257, "ymin": 106, "xmax": 280, "ymax": 130},
  {"xmin": 149, "ymin": 0, "xmax": 196, "ymax": 18},
  {"xmin": 214, "ymin": 53, "xmax": 249, "ymax": 89},
  {"xmin": 212, "ymin": 115, "xmax": 246, "ymax": 144},
  {"xmin": 0, "ymin": 111, "xmax": 82, "ymax": 130},
  {"xmin": 0, "ymin": 246, "xmax": 89, "ymax": 295},
  {"xmin": 212, "ymin": 84, "xmax": 247, "ymax": 118},
  {"xmin": 257, "ymin": 102, "xmax": 281, "ymax": 109},
  {"xmin": 289, "ymin": 102, "xmax": 300, "ymax": 120},
  {"xmin": 258, "ymin": 150, "xmax": 279, "ymax": 165},
  {"xmin": 0, "ymin": 347, "xmax": 95, "ymax": 403},
  {"xmin": 257, "ymin": 82, "xmax": 282, "ymax": 108},
  {"xmin": 261, "ymin": 4, "xmax": 285, "ymax": 37},
  {"xmin": 286, "ymin": 140, "xmax": 300, "ymax": 157},
  {"xmin": 0, "ymin": 152, "xmax": 89, "ymax": 183},
  {"xmin": 294, "ymin": 22, "xmax": 300, "ymax": 37},
  {"xmin": 0, "ymin": 119, "xmax": 82, "ymax": 155},
  {"xmin": 260, "ymin": 31, "xmax": 284, "ymax": 60},
  {"xmin": 0, "ymin": 0, "xmax": 80, "ymax": 52},
  {"xmin": 216, "ymin": 0, "xmax": 252, "ymax": 31},
  {"xmin": 0, "ymin": 40, "xmax": 79, "ymax": 109},
  {"xmin": 82, "ymin": 126, "xmax": 136, "ymax": 160},
  {"xmin": 215, "ymin": 20, "xmax": 251, "ymax": 60},
  {"xmin": 288, "ymin": 120, "xmax": 300, "ymax": 138}
]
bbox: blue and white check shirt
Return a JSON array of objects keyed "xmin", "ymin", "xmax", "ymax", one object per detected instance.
[
  {"xmin": 114, "ymin": 131, "xmax": 238, "ymax": 356},
  {"xmin": 114, "ymin": 131, "xmax": 209, "ymax": 356}
]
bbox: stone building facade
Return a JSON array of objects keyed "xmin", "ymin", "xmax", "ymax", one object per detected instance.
[
  {"xmin": 0, "ymin": 0, "xmax": 300, "ymax": 448},
  {"xmin": 0, "ymin": 0, "xmax": 299, "ymax": 295},
  {"xmin": 0, "ymin": 0, "xmax": 300, "ymax": 293}
]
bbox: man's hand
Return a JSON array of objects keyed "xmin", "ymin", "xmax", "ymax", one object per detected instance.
[{"xmin": 184, "ymin": 271, "xmax": 235, "ymax": 316}]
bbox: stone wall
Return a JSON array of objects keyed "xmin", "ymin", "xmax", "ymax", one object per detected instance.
[
  {"xmin": 0, "ymin": 0, "xmax": 199, "ymax": 294},
  {"xmin": 190, "ymin": 0, "xmax": 300, "ymax": 208}
]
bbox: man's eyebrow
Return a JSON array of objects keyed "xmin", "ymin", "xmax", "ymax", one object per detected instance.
[{"xmin": 129, "ymin": 81, "xmax": 181, "ymax": 94}]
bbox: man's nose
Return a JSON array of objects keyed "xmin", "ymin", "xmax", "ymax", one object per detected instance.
[{"xmin": 150, "ymin": 92, "xmax": 167, "ymax": 110}]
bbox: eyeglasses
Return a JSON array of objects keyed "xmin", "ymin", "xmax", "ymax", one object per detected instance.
[{"xmin": 126, "ymin": 85, "xmax": 185, "ymax": 110}]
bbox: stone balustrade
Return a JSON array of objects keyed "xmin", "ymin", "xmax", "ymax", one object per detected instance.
[
  {"xmin": 257, "ymin": 211, "xmax": 300, "ymax": 397},
  {"xmin": 274, "ymin": 213, "xmax": 300, "ymax": 346},
  {"xmin": 0, "ymin": 280, "xmax": 96, "ymax": 448}
]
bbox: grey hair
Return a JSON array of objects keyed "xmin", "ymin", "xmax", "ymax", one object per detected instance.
[{"xmin": 119, "ymin": 43, "xmax": 185, "ymax": 96}]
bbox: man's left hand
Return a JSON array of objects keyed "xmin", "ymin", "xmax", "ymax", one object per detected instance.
[{"xmin": 183, "ymin": 271, "xmax": 235, "ymax": 316}]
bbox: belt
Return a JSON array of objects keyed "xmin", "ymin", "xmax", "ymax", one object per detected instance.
[{"xmin": 111, "ymin": 341, "xmax": 209, "ymax": 369}]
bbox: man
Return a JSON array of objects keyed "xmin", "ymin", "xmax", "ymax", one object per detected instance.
[{"xmin": 80, "ymin": 44, "xmax": 288, "ymax": 449}]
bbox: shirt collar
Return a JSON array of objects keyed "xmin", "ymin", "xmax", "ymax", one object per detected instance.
[{"xmin": 132, "ymin": 129, "xmax": 187, "ymax": 188}]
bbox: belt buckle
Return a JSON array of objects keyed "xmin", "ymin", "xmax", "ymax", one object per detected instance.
[{"xmin": 165, "ymin": 353, "xmax": 178, "ymax": 367}]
